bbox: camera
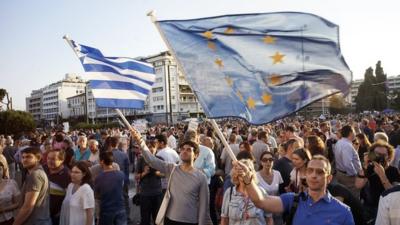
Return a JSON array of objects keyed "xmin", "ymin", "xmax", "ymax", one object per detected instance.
[
  {"xmin": 367, "ymin": 151, "xmax": 386, "ymax": 165},
  {"xmin": 365, "ymin": 151, "xmax": 386, "ymax": 177}
]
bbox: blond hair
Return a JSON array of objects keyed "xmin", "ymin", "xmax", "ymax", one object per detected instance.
[{"xmin": 231, "ymin": 159, "xmax": 258, "ymax": 186}]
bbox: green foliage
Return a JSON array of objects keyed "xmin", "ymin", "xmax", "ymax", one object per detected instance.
[
  {"xmin": 0, "ymin": 110, "xmax": 35, "ymax": 135},
  {"xmin": 355, "ymin": 62, "xmax": 388, "ymax": 112},
  {"xmin": 0, "ymin": 89, "xmax": 6, "ymax": 102},
  {"xmin": 329, "ymin": 94, "xmax": 350, "ymax": 115},
  {"xmin": 72, "ymin": 122, "xmax": 120, "ymax": 130}
]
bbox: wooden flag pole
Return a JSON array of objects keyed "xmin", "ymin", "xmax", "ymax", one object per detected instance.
[{"xmin": 147, "ymin": 10, "xmax": 237, "ymax": 162}]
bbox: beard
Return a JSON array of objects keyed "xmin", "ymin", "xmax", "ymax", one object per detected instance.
[{"xmin": 23, "ymin": 162, "xmax": 38, "ymax": 170}]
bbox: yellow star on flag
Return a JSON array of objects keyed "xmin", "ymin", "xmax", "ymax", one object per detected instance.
[
  {"xmin": 269, "ymin": 74, "xmax": 282, "ymax": 85},
  {"xmin": 270, "ymin": 52, "xmax": 285, "ymax": 64},
  {"xmin": 207, "ymin": 41, "xmax": 216, "ymax": 51},
  {"xmin": 224, "ymin": 27, "xmax": 234, "ymax": 34},
  {"xmin": 236, "ymin": 91, "xmax": 244, "ymax": 101},
  {"xmin": 203, "ymin": 31, "xmax": 213, "ymax": 39},
  {"xmin": 247, "ymin": 96, "xmax": 256, "ymax": 109},
  {"xmin": 215, "ymin": 58, "xmax": 224, "ymax": 68},
  {"xmin": 263, "ymin": 35, "xmax": 276, "ymax": 44},
  {"xmin": 261, "ymin": 93, "xmax": 273, "ymax": 104},
  {"xmin": 225, "ymin": 76, "xmax": 233, "ymax": 87}
]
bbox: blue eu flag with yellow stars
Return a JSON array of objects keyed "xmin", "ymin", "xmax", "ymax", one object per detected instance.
[{"xmin": 157, "ymin": 12, "xmax": 352, "ymax": 124}]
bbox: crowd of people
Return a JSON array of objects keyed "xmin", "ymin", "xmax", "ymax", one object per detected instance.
[{"xmin": 1, "ymin": 113, "xmax": 400, "ymax": 225}]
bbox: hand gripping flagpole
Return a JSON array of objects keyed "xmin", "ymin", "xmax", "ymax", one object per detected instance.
[
  {"xmin": 62, "ymin": 36, "xmax": 138, "ymax": 137},
  {"xmin": 147, "ymin": 11, "xmax": 237, "ymax": 162}
]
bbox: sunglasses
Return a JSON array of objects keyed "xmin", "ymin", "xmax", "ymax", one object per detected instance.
[{"xmin": 261, "ymin": 158, "xmax": 274, "ymax": 163}]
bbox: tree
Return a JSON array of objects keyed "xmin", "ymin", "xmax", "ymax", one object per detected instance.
[
  {"xmin": 354, "ymin": 61, "xmax": 389, "ymax": 112},
  {"xmin": 374, "ymin": 61, "xmax": 388, "ymax": 110},
  {"xmin": 328, "ymin": 94, "xmax": 348, "ymax": 115},
  {"xmin": 355, "ymin": 67, "xmax": 375, "ymax": 112},
  {"xmin": 0, "ymin": 110, "xmax": 35, "ymax": 135}
]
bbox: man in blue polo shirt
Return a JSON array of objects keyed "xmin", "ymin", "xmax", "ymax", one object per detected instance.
[{"xmin": 233, "ymin": 154, "xmax": 354, "ymax": 225}]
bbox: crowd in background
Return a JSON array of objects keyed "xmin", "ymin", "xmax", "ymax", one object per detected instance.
[{"xmin": 1, "ymin": 113, "xmax": 400, "ymax": 225}]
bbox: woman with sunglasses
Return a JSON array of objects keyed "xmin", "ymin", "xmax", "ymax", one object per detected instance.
[{"xmin": 256, "ymin": 152, "xmax": 283, "ymax": 225}]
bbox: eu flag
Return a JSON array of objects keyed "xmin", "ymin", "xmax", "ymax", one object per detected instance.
[{"xmin": 157, "ymin": 12, "xmax": 352, "ymax": 125}]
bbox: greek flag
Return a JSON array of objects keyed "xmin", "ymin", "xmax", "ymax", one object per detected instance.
[
  {"xmin": 157, "ymin": 12, "xmax": 352, "ymax": 124},
  {"xmin": 70, "ymin": 40, "xmax": 155, "ymax": 109}
]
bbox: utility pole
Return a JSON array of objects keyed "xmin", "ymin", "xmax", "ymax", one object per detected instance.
[{"xmin": 167, "ymin": 64, "xmax": 173, "ymax": 125}]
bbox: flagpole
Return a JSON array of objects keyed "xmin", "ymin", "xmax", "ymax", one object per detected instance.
[
  {"xmin": 63, "ymin": 35, "xmax": 80, "ymax": 58},
  {"xmin": 147, "ymin": 11, "xmax": 237, "ymax": 162}
]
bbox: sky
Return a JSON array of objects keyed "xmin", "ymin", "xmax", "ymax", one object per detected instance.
[{"xmin": 1, "ymin": 0, "xmax": 399, "ymax": 110}]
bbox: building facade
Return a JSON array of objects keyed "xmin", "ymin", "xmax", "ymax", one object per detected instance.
[
  {"xmin": 25, "ymin": 89, "xmax": 43, "ymax": 121},
  {"xmin": 140, "ymin": 51, "xmax": 204, "ymax": 124},
  {"xmin": 26, "ymin": 74, "xmax": 87, "ymax": 122}
]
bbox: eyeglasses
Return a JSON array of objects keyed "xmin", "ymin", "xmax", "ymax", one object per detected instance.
[{"xmin": 261, "ymin": 158, "xmax": 274, "ymax": 163}]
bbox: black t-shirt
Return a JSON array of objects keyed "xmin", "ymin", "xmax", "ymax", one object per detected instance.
[
  {"xmin": 136, "ymin": 156, "xmax": 162, "ymax": 196},
  {"xmin": 364, "ymin": 165, "xmax": 400, "ymax": 207},
  {"xmin": 43, "ymin": 165, "xmax": 71, "ymax": 217},
  {"xmin": 273, "ymin": 156, "xmax": 293, "ymax": 194},
  {"xmin": 328, "ymin": 183, "xmax": 366, "ymax": 225}
]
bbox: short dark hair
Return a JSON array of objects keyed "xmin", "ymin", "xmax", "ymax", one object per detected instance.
[
  {"xmin": 21, "ymin": 146, "xmax": 42, "ymax": 159},
  {"xmin": 155, "ymin": 134, "xmax": 168, "ymax": 145},
  {"xmin": 99, "ymin": 151, "xmax": 114, "ymax": 166},
  {"xmin": 236, "ymin": 150, "xmax": 255, "ymax": 162},
  {"xmin": 284, "ymin": 125, "xmax": 295, "ymax": 133},
  {"xmin": 179, "ymin": 141, "xmax": 199, "ymax": 155},
  {"xmin": 257, "ymin": 131, "xmax": 268, "ymax": 140},
  {"xmin": 292, "ymin": 148, "xmax": 312, "ymax": 163},
  {"xmin": 106, "ymin": 136, "xmax": 119, "ymax": 148},
  {"xmin": 340, "ymin": 125, "xmax": 354, "ymax": 138},
  {"xmin": 73, "ymin": 161, "xmax": 92, "ymax": 186}
]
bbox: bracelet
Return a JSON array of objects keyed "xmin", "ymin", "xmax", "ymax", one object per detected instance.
[
  {"xmin": 357, "ymin": 173, "xmax": 367, "ymax": 178},
  {"xmin": 243, "ymin": 174, "xmax": 254, "ymax": 185}
]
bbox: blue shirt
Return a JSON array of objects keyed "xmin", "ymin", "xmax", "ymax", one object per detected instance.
[
  {"xmin": 112, "ymin": 149, "xmax": 130, "ymax": 183},
  {"xmin": 280, "ymin": 192, "xmax": 354, "ymax": 225},
  {"xmin": 194, "ymin": 145, "xmax": 216, "ymax": 184},
  {"xmin": 73, "ymin": 147, "xmax": 91, "ymax": 161},
  {"xmin": 333, "ymin": 138, "xmax": 361, "ymax": 176},
  {"xmin": 94, "ymin": 170, "xmax": 125, "ymax": 212}
]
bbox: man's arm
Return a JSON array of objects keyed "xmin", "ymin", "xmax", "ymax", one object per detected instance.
[
  {"xmin": 13, "ymin": 191, "xmax": 39, "ymax": 225},
  {"xmin": 234, "ymin": 161, "xmax": 284, "ymax": 213},
  {"xmin": 203, "ymin": 150, "xmax": 216, "ymax": 179}
]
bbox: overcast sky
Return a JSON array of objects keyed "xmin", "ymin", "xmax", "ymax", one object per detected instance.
[{"xmin": 1, "ymin": 0, "xmax": 399, "ymax": 110}]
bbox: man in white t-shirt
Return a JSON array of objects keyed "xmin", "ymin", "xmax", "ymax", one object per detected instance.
[
  {"xmin": 154, "ymin": 134, "xmax": 179, "ymax": 192},
  {"xmin": 167, "ymin": 128, "xmax": 177, "ymax": 150}
]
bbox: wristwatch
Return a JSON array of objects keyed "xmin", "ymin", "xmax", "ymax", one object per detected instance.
[{"xmin": 243, "ymin": 172, "xmax": 254, "ymax": 185}]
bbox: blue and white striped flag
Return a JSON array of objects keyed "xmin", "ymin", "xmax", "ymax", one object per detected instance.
[{"xmin": 69, "ymin": 40, "xmax": 155, "ymax": 109}]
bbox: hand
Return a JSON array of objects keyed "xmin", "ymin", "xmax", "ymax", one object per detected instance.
[
  {"xmin": 373, "ymin": 162, "xmax": 386, "ymax": 179},
  {"xmin": 143, "ymin": 165, "xmax": 150, "ymax": 175},
  {"xmin": 130, "ymin": 128, "xmax": 143, "ymax": 144},
  {"xmin": 232, "ymin": 160, "xmax": 253, "ymax": 183}
]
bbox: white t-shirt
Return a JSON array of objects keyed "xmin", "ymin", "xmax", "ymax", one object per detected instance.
[
  {"xmin": 156, "ymin": 147, "xmax": 180, "ymax": 164},
  {"xmin": 0, "ymin": 179, "xmax": 20, "ymax": 222},
  {"xmin": 60, "ymin": 183, "xmax": 95, "ymax": 225},
  {"xmin": 167, "ymin": 135, "xmax": 177, "ymax": 150},
  {"xmin": 256, "ymin": 170, "xmax": 283, "ymax": 196}
]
